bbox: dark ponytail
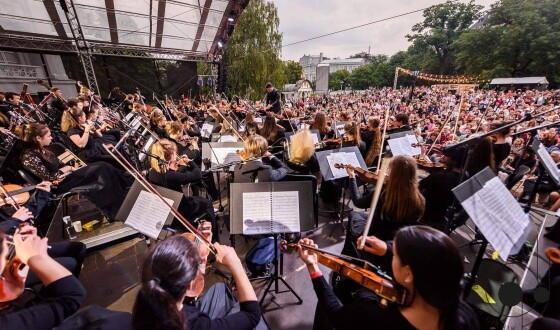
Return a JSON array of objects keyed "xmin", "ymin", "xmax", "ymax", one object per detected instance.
[
  {"xmin": 132, "ymin": 236, "xmax": 201, "ymax": 330},
  {"xmin": 132, "ymin": 278, "xmax": 186, "ymax": 330},
  {"xmin": 394, "ymin": 226, "xmax": 477, "ymax": 330}
]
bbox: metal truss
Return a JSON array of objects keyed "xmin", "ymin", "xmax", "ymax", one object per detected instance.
[
  {"xmin": 62, "ymin": 0, "xmax": 100, "ymax": 94},
  {"xmin": 89, "ymin": 43, "xmax": 211, "ymax": 62},
  {"xmin": 0, "ymin": 34, "xmax": 76, "ymax": 53}
]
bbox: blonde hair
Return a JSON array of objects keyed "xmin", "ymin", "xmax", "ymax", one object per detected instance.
[
  {"xmin": 289, "ymin": 130, "xmax": 315, "ymax": 165},
  {"xmin": 165, "ymin": 121, "xmax": 183, "ymax": 138},
  {"xmin": 150, "ymin": 139, "xmax": 176, "ymax": 172},
  {"xmin": 60, "ymin": 108, "xmax": 84, "ymax": 133},
  {"xmin": 243, "ymin": 135, "xmax": 268, "ymax": 158}
]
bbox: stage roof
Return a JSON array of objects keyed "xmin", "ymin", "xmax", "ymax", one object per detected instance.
[{"xmin": 0, "ymin": 0, "xmax": 246, "ymax": 61}]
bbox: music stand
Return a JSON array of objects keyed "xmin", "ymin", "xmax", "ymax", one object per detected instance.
[
  {"xmin": 331, "ymin": 121, "xmax": 347, "ymax": 138},
  {"xmin": 116, "ymin": 180, "xmax": 183, "ymax": 240},
  {"xmin": 230, "ymin": 181, "xmax": 314, "ymax": 306},
  {"xmin": 316, "ymin": 146, "xmax": 367, "ymax": 235}
]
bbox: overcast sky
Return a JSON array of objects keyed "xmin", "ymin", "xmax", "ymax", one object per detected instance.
[{"xmin": 274, "ymin": 0, "xmax": 496, "ymax": 61}]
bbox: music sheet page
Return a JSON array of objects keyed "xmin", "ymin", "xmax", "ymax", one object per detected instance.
[
  {"xmin": 387, "ymin": 135, "xmax": 420, "ymax": 156},
  {"xmin": 125, "ymin": 190, "xmax": 173, "ymax": 239},
  {"xmin": 201, "ymin": 123, "xmax": 214, "ymax": 138},
  {"xmin": 242, "ymin": 192, "xmax": 273, "ymax": 235},
  {"xmin": 460, "ymin": 177, "xmax": 531, "ymax": 260},
  {"xmin": 271, "ymin": 191, "xmax": 300, "ymax": 232},
  {"xmin": 537, "ymin": 143, "xmax": 560, "ymax": 184},
  {"xmin": 326, "ymin": 152, "xmax": 362, "ymax": 179},
  {"xmin": 211, "ymin": 147, "xmax": 243, "ymax": 165}
]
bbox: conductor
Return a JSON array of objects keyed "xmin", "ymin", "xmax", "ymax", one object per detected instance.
[{"xmin": 265, "ymin": 82, "xmax": 282, "ymax": 115}]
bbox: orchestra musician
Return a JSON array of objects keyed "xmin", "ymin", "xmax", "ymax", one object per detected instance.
[
  {"xmin": 0, "ymin": 227, "xmax": 86, "ymax": 329},
  {"xmin": 296, "ymin": 226, "xmax": 479, "ymax": 330},
  {"xmin": 0, "ymin": 92, "xmax": 20, "ymax": 120},
  {"xmin": 149, "ymin": 110, "xmax": 168, "ymax": 139},
  {"xmin": 123, "ymin": 94, "xmax": 134, "ymax": 115},
  {"xmin": 287, "ymin": 129, "xmax": 322, "ymax": 185},
  {"xmin": 131, "ymin": 235, "xmax": 262, "ymax": 330},
  {"xmin": 341, "ymin": 121, "xmax": 366, "ymax": 156},
  {"xmin": 17, "ymin": 123, "xmax": 133, "ymax": 221},
  {"xmin": 310, "ymin": 112, "xmax": 335, "ymax": 140},
  {"xmin": 233, "ymin": 135, "xmax": 288, "ymax": 183},
  {"xmin": 362, "ymin": 116, "xmax": 382, "ymax": 167},
  {"xmin": 259, "ymin": 114, "xmax": 285, "ymax": 146},
  {"xmin": 387, "ymin": 113, "xmax": 411, "ymax": 134},
  {"xmin": 48, "ymin": 88, "xmax": 68, "ymax": 127},
  {"xmin": 147, "ymin": 139, "xmax": 219, "ymax": 239}
]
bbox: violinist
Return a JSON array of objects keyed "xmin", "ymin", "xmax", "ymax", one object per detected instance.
[
  {"xmin": 0, "ymin": 227, "xmax": 86, "ymax": 329},
  {"xmin": 287, "ymin": 129, "xmax": 322, "ymax": 185},
  {"xmin": 17, "ymin": 123, "xmax": 133, "ymax": 221},
  {"xmin": 259, "ymin": 114, "xmax": 285, "ymax": 146},
  {"xmin": 131, "ymin": 235, "xmax": 262, "ymax": 330},
  {"xmin": 297, "ymin": 226, "xmax": 479, "ymax": 330},
  {"xmin": 147, "ymin": 139, "xmax": 219, "ymax": 239},
  {"xmin": 233, "ymin": 135, "xmax": 287, "ymax": 183},
  {"xmin": 387, "ymin": 113, "xmax": 411, "ymax": 134},
  {"xmin": 361, "ymin": 116, "xmax": 382, "ymax": 167},
  {"xmin": 488, "ymin": 121, "xmax": 512, "ymax": 169},
  {"xmin": 0, "ymin": 182, "xmax": 86, "ymax": 284},
  {"xmin": 341, "ymin": 121, "xmax": 365, "ymax": 157},
  {"xmin": 123, "ymin": 94, "xmax": 134, "ymax": 115},
  {"xmin": 277, "ymin": 109, "xmax": 297, "ymax": 133},
  {"xmin": 145, "ymin": 107, "xmax": 164, "ymax": 132},
  {"xmin": 310, "ymin": 112, "xmax": 335, "ymax": 140}
]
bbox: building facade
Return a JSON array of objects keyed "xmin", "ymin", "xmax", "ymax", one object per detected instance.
[
  {"xmin": 283, "ymin": 79, "xmax": 313, "ymax": 99},
  {"xmin": 0, "ymin": 51, "xmax": 77, "ymax": 98},
  {"xmin": 319, "ymin": 58, "xmax": 366, "ymax": 74},
  {"xmin": 299, "ymin": 53, "xmax": 326, "ymax": 82}
]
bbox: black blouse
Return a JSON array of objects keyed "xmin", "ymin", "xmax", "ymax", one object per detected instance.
[
  {"xmin": 21, "ymin": 149, "xmax": 61, "ymax": 181},
  {"xmin": 67, "ymin": 128, "xmax": 95, "ymax": 150},
  {"xmin": 148, "ymin": 161, "xmax": 202, "ymax": 192}
]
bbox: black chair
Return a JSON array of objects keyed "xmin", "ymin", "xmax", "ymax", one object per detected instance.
[{"xmin": 279, "ymin": 173, "xmax": 318, "ymax": 228}]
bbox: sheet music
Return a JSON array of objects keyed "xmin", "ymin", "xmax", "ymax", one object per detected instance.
[
  {"xmin": 217, "ymin": 135, "xmax": 238, "ymax": 142},
  {"xmin": 125, "ymin": 190, "xmax": 173, "ymax": 239},
  {"xmin": 326, "ymin": 152, "xmax": 362, "ymax": 179},
  {"xmin": 242, "ymin": 191, "xmax": 301, "ymax": 234},
  {"xmin": 335, "ymin": 124, "xmax": 345, "ymax": 136},
  {"xmin": 536, "ymin": 143, "xmax": 560, "ymax": 184},
  {"xmin": 460, "ymin": 177, "xmax": 531, "ymax": 261},
  {"xmin": 201, "ymin": 123, "xmax": 214, "ymax": 138},
  {"xmin": 288, "ymin": 133, "xmax": 319, "ymax": 145},
  {"xmin": 271, "ymin": 191, "xmax": 300, "ymax": 232},
  {"xmin": 242, "ymin": 192, "xmax": 272, "ymax": 235},
  {"xmin": 387, "ymin": 135, "xmax": 421, "ymax": 156},
  {"xmin": 211, "ymin": 147, "xmax": 243, "ymax": 165}
]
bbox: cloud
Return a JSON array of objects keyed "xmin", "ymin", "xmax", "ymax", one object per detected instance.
[{"xmin": 274, "ymin": 0, "xmax": 496, "ymax": 61}]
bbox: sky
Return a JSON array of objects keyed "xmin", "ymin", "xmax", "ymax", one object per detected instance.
[{"xmin": 274, "ymin": 0, "xmax": 496, "ymax": 61}]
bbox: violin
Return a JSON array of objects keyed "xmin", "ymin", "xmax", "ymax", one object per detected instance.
[
  {"xmin": 322, "ymin": 138, "xmax": 342, "ymax": 147},
  {"xmin": 236, "ymin": 149, "xmax": 248, "ymax": 160},
  {"xmin": 0, "ymin": 232, "xmax": 29, "ymax": 306},
  {"xmin": 334, "ymin": 163, "xmax": 382, "ymax": 185},
  {"xmin": 280, "ymin": 241, "xmax": 407, "ymax": 307},
  {"xmin": 0, "ymin": 184, "xmax": 37, "ymax": 208},
  {"xmin": 183, "ymin": 221, "xmax": 210, "ymax": 298}
]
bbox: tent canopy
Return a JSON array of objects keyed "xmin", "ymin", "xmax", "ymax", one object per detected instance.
[
  {"xmin": 490, "ymin": 77, "xmax": 549, "ymax": 85},
  {"xmin": 0, "ymin": 0, "xmax": 246, "ymax": 61}
]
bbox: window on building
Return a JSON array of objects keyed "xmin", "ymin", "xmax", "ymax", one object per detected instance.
[{"xmin": 0, "ymin": 52, "xmax": 19, "ymax": 64}]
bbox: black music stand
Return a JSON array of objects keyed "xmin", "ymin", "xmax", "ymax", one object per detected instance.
[
  {"xmin": 316, "ymin": 146, "xmax": 367, "ymax": 235},
  {"xmin": 230, "ymin": 181, "xmax": 314, "ymax": 306}
]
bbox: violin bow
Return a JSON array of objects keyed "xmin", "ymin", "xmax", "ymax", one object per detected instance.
[
  {"xmin": 450, "ymin": 92, "xmax": 465, "ymax": 139},
  {"xmin": 102, "ymin": 144, "xmax": 217, "ymax": 255},
  {"xmin": 359, "ymin": 158, "xmax": 390, "ymax": 251},
  {"xmin": 376, "ymin": 104, "xmax": 391, "ymax": 171},
  {"xmin": 427, "ymin": 99, "xmax": 456, "ymax": 156}
]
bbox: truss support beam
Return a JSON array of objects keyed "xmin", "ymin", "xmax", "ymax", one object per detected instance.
[{"xmin": 62, "ymin": 0, "xmax": 100, "ymax": 94}]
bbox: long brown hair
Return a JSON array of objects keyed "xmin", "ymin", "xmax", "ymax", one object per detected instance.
[
  {"xmin": 259, "ymin": 114, "xmax": 278, "ymax": 142},
  {"xmin": 60, "ymin": 108, "xmax": 84, "ymax": 132},
  {"xmin": 310, "ymin": 112, "xmax": 330, "ymax": 135},
  {"xmin": 466, "ymin": 137, "xmax": 495, "ymax": 175},
  {"xmin": 365, "ymin": 117, "xmax": 381, "ymax": 166},
  {"xmin": 382, "ymin": 155, "xmax": 424, "ymax": 222},
  {"xmin": 14, "ymin": 123, "xmax": 50, "ymax": 151},
  {"xmin": 344, "ymin": 121, "xmax": 361, "ymax": 147}
]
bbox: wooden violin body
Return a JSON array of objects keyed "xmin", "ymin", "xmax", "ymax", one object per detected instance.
[
  {"xmin": 546, "ymin": 247, "xmax": 560, "ymax": 264},
  {"xmin": 0, "ymin": 257, "xmax": 28, "ymax": 306},
  {"xmin": 0, "ymin": 184, "xmax": 36, "ymax": 208},
  {"xmin": 281, "ymin": 242, "xmax": 407, "ymax": 306},
  {"xmin": 334, "ymin": 163, "xmax": 381, "ymax": 185}
]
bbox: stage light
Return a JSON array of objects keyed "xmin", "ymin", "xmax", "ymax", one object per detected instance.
[
  {"xmin": 228, "ymin": 11, "xmax": 236, "ymax": 22},
  {"xmin": 217, "ymin": 38, "xmax": 225, "ymax": 48}
]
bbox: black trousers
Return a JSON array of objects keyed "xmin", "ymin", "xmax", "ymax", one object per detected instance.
[{"xmin": 25, "ymin": 240, "xmax": 86, "ymax": 286}]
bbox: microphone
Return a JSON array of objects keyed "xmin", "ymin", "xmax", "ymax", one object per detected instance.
[{"xmin": 114, "ymin": 128, "xmax": 135, "ymax": 150}]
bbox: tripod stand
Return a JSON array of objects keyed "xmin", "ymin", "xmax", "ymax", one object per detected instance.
[{"xmin": 259, "ymin": 233, "xmax": 303, "ymax": 306}]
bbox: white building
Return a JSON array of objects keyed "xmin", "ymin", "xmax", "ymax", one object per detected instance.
[
  {"xmin": 283, "ymin": 79, "xmax": 313, "ymax": 99},
  {"xmin": 319, "ymin": 58, "xmax": 366, "ymax": 74},
  {"xmin": 299, "ymin": 53, "xmax": 326, "ymax": 82}
]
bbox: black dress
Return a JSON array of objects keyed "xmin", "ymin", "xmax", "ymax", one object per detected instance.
[
  {"xmin": 66, "ymin": 128, "xmax": 117, "ymax": 165},
  {"xmin": 20, "ymin": 149, "xmax": 133, "ymax": 220}
]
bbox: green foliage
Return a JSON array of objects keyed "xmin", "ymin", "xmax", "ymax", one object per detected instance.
[
  {"xmin": 329, "ymin": 70, "xmax": 351, "ymax": 90},
  {"xmin": 406, "ymin": 0, "xmax": 483, "ymax": 74},
  {"xmin": 284, "ymin": 60, "xmax": 304, "ymax": 84},
  {"xmin": 222, "ymin": 0, "xmax": 286, "ymax": 99},
  {"xmin": 452, "ymin": 0, "xmax": 560, "ymax": 85}
]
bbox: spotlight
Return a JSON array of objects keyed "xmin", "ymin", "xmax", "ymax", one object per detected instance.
[
  {"xmin": 228, "ymin": 11, "xmax": 236, "ymax": 22},
  {"xmin": 217, "ymin": 38, "xmax": 225, "ymax": 48}
]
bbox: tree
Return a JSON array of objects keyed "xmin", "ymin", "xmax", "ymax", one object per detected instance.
[
  {"xmin": 350, "ymin": 64, "xmax": 374, "ymax": 90},
  {"xmin": 222, "ymin": 0, "xmax": 286, "ymax": 99},
  {"xmin": 406, "ymin": 0, "xmax": 483, "ymax": 75},
  {"xmin": 452, "ymin": 0, "xmax": 560, "ymax": 85},
  {"xmin": 329, "ymin": 70, "xmax": 351, "ymax": 91},
  {"xmin": 285, "ymin": 60, "xmax": 304, "ymax": 83}
]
